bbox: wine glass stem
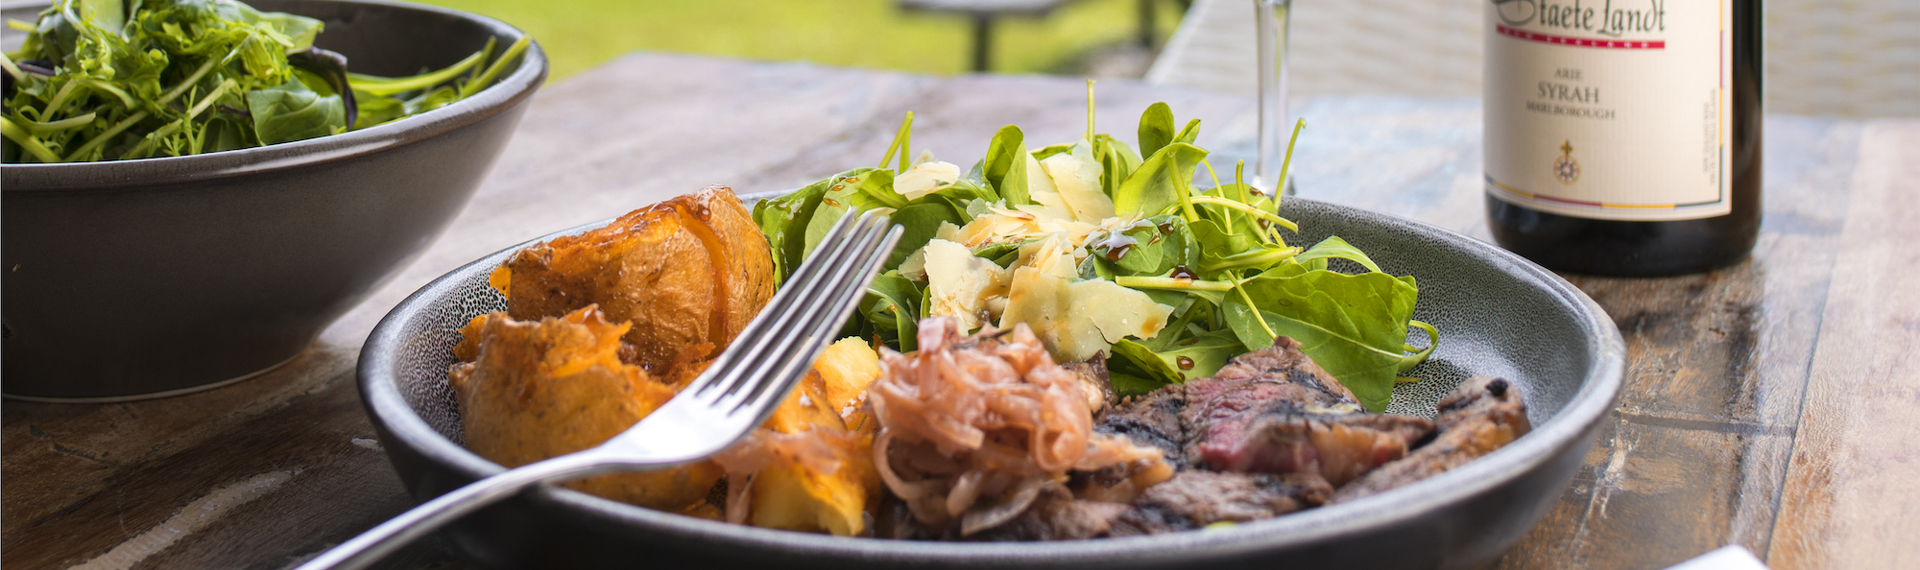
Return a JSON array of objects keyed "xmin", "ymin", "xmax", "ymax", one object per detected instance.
[{"xmin": 1254, "ymin": 0, "xmax": 1291, "ymax": 195}]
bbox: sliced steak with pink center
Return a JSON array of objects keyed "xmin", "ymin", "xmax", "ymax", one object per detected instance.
[
  {"xmin": 1179, "ymin": 338, "xmax": 1436, "ymax": 486},
  {"xmin": 1330, "ymin": 376, "xmax": 1531, "ymax": 503}
]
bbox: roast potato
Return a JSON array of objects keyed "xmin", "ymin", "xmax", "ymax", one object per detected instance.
[
  {"xmin": 494, "ymin": 185, "xmax": 775, "ymax": 375},
  {"xmin": 457, "ymin": 187, "xmax": 889, "ymax": 532},
  {"xmin": 724, "ymin": 338, "xmax": 885, "ymax": 536},
  {"xmin": 449, "ymin": 306, "xmax": 724, "ymax": 511}
]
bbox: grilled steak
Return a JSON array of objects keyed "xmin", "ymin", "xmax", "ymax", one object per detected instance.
[
  {"xmin": 1061, "ymin": 355, "xmax": 1117, "ymax": 415},
  {"xmin": 1179, "ymin": 338, "xmax": 1434, "ymax": 486},
  {"xmin": 1107, "ymin": 471, "xmax": 1333, "ymax": 536},
  {"xmin": 1181, "ymin": 338, "xmax": 1362, "ymax": 471},
  {"xmin": 1094, "ymin": 385, "xmax": 1191, "ymax": 470},
  {"xmin": 1229, "ymin": 411, "xmax": 1435, "ymax": 487},
  {"xmin": 968, "ymin": 487, "xmax": 1132, "ymax": 541},
  {"xmin": 1330, "ymin": 376, "xmax": 1531, "ymax": 503}
]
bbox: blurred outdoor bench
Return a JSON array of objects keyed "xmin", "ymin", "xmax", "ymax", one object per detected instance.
[{"xmin": 899, "ymin": 0, "xmax": 1167, "ymax": 72}]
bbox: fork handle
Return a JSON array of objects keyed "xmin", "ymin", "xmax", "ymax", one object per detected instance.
[{"xmin": 294, "ymin": 452, "xmax": 611, "ymax": 570}]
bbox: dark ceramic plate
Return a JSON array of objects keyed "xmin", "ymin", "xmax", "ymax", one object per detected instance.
[{"xmin": 358, "ymin": 194, "xmax": 1624, "ymax": 569}]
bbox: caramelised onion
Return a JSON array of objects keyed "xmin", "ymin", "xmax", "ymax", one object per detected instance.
[
  {"xmin": 868, "ymin": 317, "xmax": 1162, "ymax": 535},
  {"xmin": 872, "ymin": 431, "xmax": 941, "ymax": 501}
]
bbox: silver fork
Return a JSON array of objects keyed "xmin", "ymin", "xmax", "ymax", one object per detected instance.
[{"xmin": 298, "ymin": 210, "xmax": 902, "ymax": 570}]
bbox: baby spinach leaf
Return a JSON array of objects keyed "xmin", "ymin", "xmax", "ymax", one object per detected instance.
[
  {"xmin": 245, "ymin": 77, "xmax": 343, "ymax": 144},
  {"xmin": 971, "ymin": 242, "xmax": 1020, "ymax": 268},
  {"xmin": 1161, "ymin": 329, "xmax": 1243, "ymax": 378},
  {"xmin": 79, "ymin": 0, "xmax": 125, "ymax": 36},
  {"xmin": 752, "ymin": 178, "xmax": 830, "ymax": 283},
  {"xmin": 1109, "ymin": 371, "xmax": 1167, "ymax": 399},
  {"xmin": 352, "ymin": 92, "xmax": 407, "ymax": 129},
  {"xmin": 981, "ymin": 124, "xmax": 1030, "ymax": 206},
  {"xmin": 846, "ymin": 167, "xmax": 906, "ymax": 210},
  {"xmin": 1294, "ymin": 236, "xmax": 1382, "ymax": 273},
  {"xmin": 1221, "ymin": 263, "xmax": 1421, "ymax": 411},
  {"xmin": 887, "ymin": 199, "xmax": 965, "ymax": 269},
  {"xmin": 1142, "ymin": 297, "xmax": 1213, "ymax": 351},
  {"xmin": 201, "ymin": 115, "xmax": 250, "ymax": 153},
  {"xmin": 1173, "ymin": 117, "xmax": 1201, "ymax": 146},
  {"xmin": 1113, "ymin": 142, "xmax": 1207, "ymax": 218},
  {"xmin": 936, "ymin": 175, "xmax": 998, "ymax": 206},
  {"xmin": 288, "ymin": 48, "xmax": 355, "ymax": 127},
  {"xmin": 1092, "ymin": 133, "xmax": 1141, "ymax": 198},
  {"xmin": 1031, "ymin": 142, "xmax": 1074, "ymax": 161},
  {"xmin": 1090, "ymin": 217, "xmax": 1185, "ymax": 277},
  {"xmin": 1108, "ymin": 339, "xmax": 1180, "ymax": 396},
  {"xmin": 1107, "ymin": 328, "xmax": 1244, "ymax": 395},
  {"xmin": 1137, "ymin": 102, "xmax": 1175, "ymax": 159},
  {"xmin": 952, "ymin": 161, "xmax": 1001, "ymax": 204},
  {"xmin": 861, "ymin": 271, "xmax": 924, "ymax": 352},
  {"xmin": 804, "ymin": 167, "xmax": 893, "ymax": 258}
]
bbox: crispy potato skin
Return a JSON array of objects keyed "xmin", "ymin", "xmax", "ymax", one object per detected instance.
[
  {"xmin": 500, "ymin": 185, "xmax": 774, "ymax": 375},
  {"xmin": 450, "ymin": 306, "xmax": 723, "ymax": 510}
]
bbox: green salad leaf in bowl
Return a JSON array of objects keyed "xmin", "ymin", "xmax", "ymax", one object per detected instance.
[{"xmin": 1, "ymin": 0, "xmax": 528, "ymax": 162}]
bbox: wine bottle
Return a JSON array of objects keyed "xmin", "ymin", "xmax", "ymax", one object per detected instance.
[{"xmin": 1483, "ymin": 0, "xmax": 1762, "ymax": 276}]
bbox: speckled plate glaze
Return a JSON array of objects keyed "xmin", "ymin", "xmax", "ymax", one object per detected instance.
[{"xmin": 358, "ymin": 194, "xmax": 1624, "ymax": 569}]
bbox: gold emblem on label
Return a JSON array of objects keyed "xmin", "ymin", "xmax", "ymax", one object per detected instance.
[{"xmin": 1552, "ymin": 140, "xmax": 1580, "ymax": 184}]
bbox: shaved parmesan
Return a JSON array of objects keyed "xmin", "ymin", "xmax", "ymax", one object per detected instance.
[
  {"xmin": 923, "ymin": 239, "xmax": 1010, "ymax": 332},
  {"xmin": 1037, "ymin": 142, "xmax": 1115, "ymax": 223}
]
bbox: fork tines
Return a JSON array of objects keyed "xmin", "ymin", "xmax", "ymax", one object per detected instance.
[{"xmin": 689, "ymin": 209, "xmax": 901, "ymax": 419}]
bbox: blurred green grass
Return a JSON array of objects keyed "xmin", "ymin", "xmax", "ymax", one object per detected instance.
[{"xmin": 416, "ymin": 0, "xmax": 1181, "ymax": 81}]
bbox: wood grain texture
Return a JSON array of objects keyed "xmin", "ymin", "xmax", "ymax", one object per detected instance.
[
  {"xmin": 1, "ymin": 346, "xmax": 458, "ymax": 570},
  {"xmin": 1484, "ymin": 118, "xmax": 1871, "ymax": 570},
  {"xmin": 4, "ymin": 53, "xmax": 1916, "ymax": 570},
  {"xmin": 1768, "ymin": 119, "xmax": 1920, "ymax": 570}
]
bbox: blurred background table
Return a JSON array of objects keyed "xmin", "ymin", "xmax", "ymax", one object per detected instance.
[{"xmin": 4, "ymin": 53, "xmax": 1917, "ymax": 569}]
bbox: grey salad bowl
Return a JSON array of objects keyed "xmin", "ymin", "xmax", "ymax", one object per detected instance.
[
  {"xmin": 357, "ymin": 193, "xmax": 1625, "ymax": 569},
  {"xmin": 1, "ymin": 0, "xmax": 546, "ymax": 400}
]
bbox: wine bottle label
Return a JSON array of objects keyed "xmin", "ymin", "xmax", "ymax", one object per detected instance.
[{"xmin": 1484, "ymin": 0, "xmax": 1732, "ymax": 221}]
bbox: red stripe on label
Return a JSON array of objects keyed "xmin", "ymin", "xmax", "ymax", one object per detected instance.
[{"xmin": 1496, "ymin": 24, "xmax": 1666, "ymax": 49}]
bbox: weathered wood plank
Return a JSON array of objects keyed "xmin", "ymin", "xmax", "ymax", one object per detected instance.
[
  {"xmin": 1480, "ymin": 117, "xmax": 1866, "ymax": 569},
  {"xmin": 1, "ymin": 347, "xmax": 353, "ymax": 555},
  {"xmin": 0, "ymin": 345, "xmax": 454, "ymax": 569},
  {"xmin": 1768, "ymin": 119, "xmax": 1920, "ymax": 569}
]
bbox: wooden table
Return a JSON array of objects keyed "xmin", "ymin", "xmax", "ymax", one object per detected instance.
[{"xmin": 5, "ymin": 53, "xmax": 1917, "ymax": 570}]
